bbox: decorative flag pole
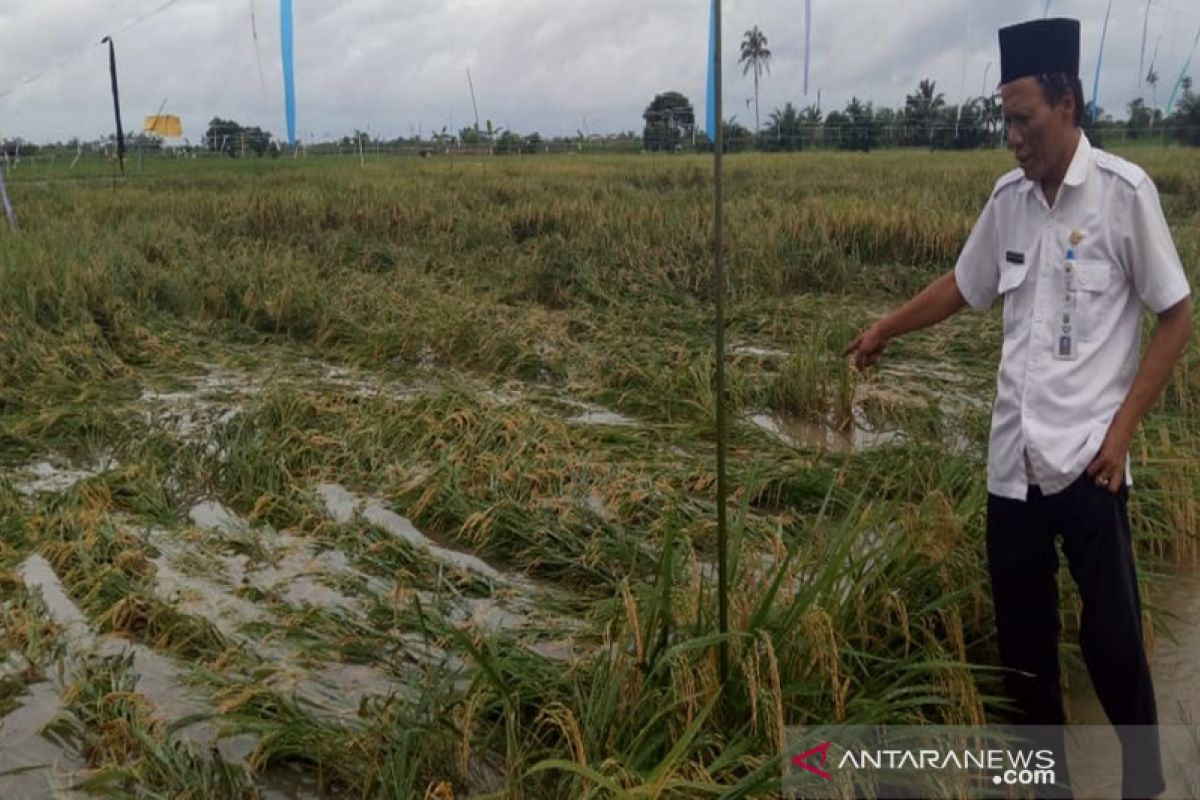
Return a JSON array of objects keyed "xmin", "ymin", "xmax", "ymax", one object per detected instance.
[
  {"xmin": 1165, "ymin": 24, "xmax": 1200, "ymax": 117},
  {"xmin": 1090, "ymin": 0, "xmax": 1114, "ymax": 124},
  {"xmin": 1138, "ymin": 0, "xmax": 1151, "ymax": 92},
  {"xmin": 0, "ymin": 161, "xmax": 14, "ymax": 230},
  {"xmin": 706, "ymin": 0, "xmax": 718, "ymax": 147},
  {"xmin": 956, "ymin": 0, "xmax": 974, "ymax": 140},
  {"xmin": 280, "ymin": 0, "xmax": 297, "ymax": 151},
  {"xmin": 804, "ymin": 0, "xmax": 812, "ymax": 96},
  {"xmin": 100, "ymin": 36, "xmax": 126, "ymax": 173},
  {"xmin": 251, "ymin": 0, "xmax": 268, "ymax": 105},
  {"xmin": 707, "ymin": 0, "xmax": 731, "ymax": 700},
  {"xmin": 1147, "ymin": 36, "xmax": 1162, "ymax": 105}
]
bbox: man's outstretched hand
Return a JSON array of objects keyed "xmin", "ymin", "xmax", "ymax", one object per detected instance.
[
  {"xmin": 843, "ymin": 324, "xmax": 888, "ymax": 371},
  {"xmin": 840, "ymin": 272, "xmax": 967, "ymax": 372}
]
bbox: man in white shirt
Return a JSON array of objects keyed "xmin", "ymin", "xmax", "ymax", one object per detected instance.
[{"xmin": 844, "ymin": 17, "xmax": 1192, "ymax": 800}]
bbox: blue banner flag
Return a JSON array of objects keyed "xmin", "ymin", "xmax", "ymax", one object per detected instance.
[
  {"xmin": 706, "ymin": 0, "xmax": 717, "ymax": 141},
  {"xmin": 281, "ymin": 0, "xmax": 296, "ymax": 148},
  {"xmin": 1090, "ymin": 0, "xmax": 1113, "ymax": 124},
  {"xmin": 1166, "ymin": 24, "xmax": 1200, "ymax": 116}
]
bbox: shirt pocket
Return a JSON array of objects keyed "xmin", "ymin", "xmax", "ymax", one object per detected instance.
[
  {"xmin": 998, "ymin": 260, "xmax": 1030, "ymax": 335},
  {"xmin": 1073, "ymin": 260, "xmax": 1113, "ymax": 341}
]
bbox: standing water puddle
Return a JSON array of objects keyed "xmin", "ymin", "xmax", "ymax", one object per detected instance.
[
  {"xmin": 1065, "ymin": 567, "xmax": 1200, "ymax": 799},
  {"xmin": 17, "ymin": 555, "xmax": 212, "ymax": 726},
  {"xmin": 749, "ymin": 411, "xmax": 900, "ymax": 454},
  {"xmin": 316, "ymin": 484, "xmax": 583, "ymax": 647},
  {"xmin": 0, "ymin": 681, "xmax": 83, "ymax": 798},
  {"xmin": 6, "ymin": 555, "xmax": 217, "ymax": 788},
  {"xmin": 316, "ymin": 483, "xmax": 514, "ymax": 584},
  {"xmin": 747, "ymin": 355, "xmax": 990, "ymax": 455},
  {"xmin": 10, "ymin": 456, "xmax": 118, "ymax": 497},
  {"xmin": 566, "ymin": 409, "xmax": 639, "ymax": 427}
]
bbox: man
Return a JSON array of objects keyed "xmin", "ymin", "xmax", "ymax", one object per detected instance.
[{"xmin": 844, "ymin": 18, "xmax": 1192, "ymax": 800}]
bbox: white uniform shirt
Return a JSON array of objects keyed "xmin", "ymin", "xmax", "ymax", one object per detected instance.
[{"xmin": 954, "ymin": 133, "xmax": 1191, "ymax": 501}]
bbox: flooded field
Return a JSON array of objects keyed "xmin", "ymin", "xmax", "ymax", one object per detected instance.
[{"xmin": 0, "ymin": 151, "xmax": 1197, "ymax": 797}]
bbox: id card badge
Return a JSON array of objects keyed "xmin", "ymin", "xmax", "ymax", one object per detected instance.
[
  {"xmin": 1053, "ymin": 307, "xmax": 1078, "ymax": 361},
  {"xmin": 1055, "ymin": 244, "xmax": 1081, "ymax": 360}
]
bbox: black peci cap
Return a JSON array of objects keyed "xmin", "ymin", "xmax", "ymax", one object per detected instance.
[{"xmin": 998, "ymin": 18, "xmax": 1080, "ymax": 85}]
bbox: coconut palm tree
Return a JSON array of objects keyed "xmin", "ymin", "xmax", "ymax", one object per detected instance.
[
  {"xmin": 765, "ymin": 102, "xmax": 804, "ymax": 151},
  {"xmin": 739, "ymin": 26, "xmax": 772, "ymax": 132},
  {"xmin": 904, "ymin": 78, "xmax": 946, "ymax": 145}
]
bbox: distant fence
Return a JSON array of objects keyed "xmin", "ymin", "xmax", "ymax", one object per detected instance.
[{"xmin": 2, "ymin": 124, "xmax": 1199, "ymax": 172}]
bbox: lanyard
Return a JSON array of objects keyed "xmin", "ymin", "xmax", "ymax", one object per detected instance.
[{"xmin": 1055, "ymin": 247, "xmax": 1079, "ymax": 360}]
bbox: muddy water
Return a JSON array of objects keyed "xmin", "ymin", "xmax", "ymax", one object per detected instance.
[
  {"xmin": 10, "ymin": 455, "xmax": 118, "ymax": 497},
  {"xmin": 566, "ymin": 408, "xmax": 639, "ymax": 427},
  {"xmin": 258, "ymin": 765, "xmax": 322, "ymax": 800},
  {"xmin": 744, "ymin": 352, "xmax": 990, "ymax": 456},
  {"xmin": 0, "ymin": 681, "xmax": 83, "ymax": 798},
  {"xmin": 552, "ymin": 394, "xmax": 639, "ymax": 428},
  {"xmin": 6, "ymin": 555, "xmax": 217, "ymax": 791},
  {"xmin": 1065, "ymin": 568, "xmax": 1200, "ymax": 799},
  {"xmin": 138, "ymin": 365, "xmax": 257, "ymax": 447},
  {"xmin": 319, "ymin": 483, "xmax": 513, "ymax": 583},
  {"xmin": 316, "ymin": 484, "xmax": 584, "ymax": 662},
  {"xmin": 150, "ymin": 518, "xmax": 411, "ymax": 714},
  {"xmin": 188, "ymin": 499, "xmax": 246, "ymax": 533},
  {"xmin": 315, "ymin": 483, "xmax": 361, "ymax": 524},
  {"xmin": 1145, "ymin": 570, "xmax": 1200, "ymax": 726},
  {"xmin": 18, "ymin": 555, "xmax": 212, "ymax": 726},
  {"xmin": 297, "ymin": 357, "xmax": 423, "ymax": 402},
  {"xmin": 17, "ymin": 556, "xmax": 91, "ymax": 636},
  {"xmin": 151, "ymin": 555, "xmax": 267, "ymax": 634},
  {"xmin": 730, "ymin": 344, "xmax": 792, "ymax": 360},
  {"xmin": 750, "ymin": 403, "xmax": 980, "ymax": 455},
  {"xmin": 749, "ymin": 411, "xmax": 901, "ymax": 454}
]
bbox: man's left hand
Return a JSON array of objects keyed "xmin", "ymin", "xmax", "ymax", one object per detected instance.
[{"xmin": 1086, "ymin": 423, "xmax": 1133, "ymax": 495}]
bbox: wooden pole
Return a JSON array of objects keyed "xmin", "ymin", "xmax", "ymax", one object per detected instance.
[{"xmin": 712, "ymin": 0, "xmax": 730, "ymax": 704}]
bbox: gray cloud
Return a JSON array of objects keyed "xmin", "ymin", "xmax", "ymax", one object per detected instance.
[{"xmin": 1, "ymin": 0, "xmax": 1196, "ymax": 144}]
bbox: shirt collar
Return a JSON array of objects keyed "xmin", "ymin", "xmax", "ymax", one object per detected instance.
[{"xmin": 1061, "ymin": 131, "xmax": 1091, "ymax": 188}]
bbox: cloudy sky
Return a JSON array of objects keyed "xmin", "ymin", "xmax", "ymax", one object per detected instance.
[{"xmin": 1, "ymin": 0, "xmax": 1197, "ymax": 144}]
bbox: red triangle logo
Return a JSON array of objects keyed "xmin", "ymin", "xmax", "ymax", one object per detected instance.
[{"xmin": 791, "ymin": 741, "xmax": 833, "ymax": 780}]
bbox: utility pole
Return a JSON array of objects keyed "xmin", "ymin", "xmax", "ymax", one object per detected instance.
[{"xmin": 100, "ymin": 36, "xmax": 126, "ymax": 174}]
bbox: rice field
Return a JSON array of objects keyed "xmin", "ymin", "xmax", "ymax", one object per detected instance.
[{"xmin": 0, "ymin": 147, "xmax": 1197, "ymax": 799}]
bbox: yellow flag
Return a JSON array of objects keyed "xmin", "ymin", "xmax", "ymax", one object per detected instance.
[{"xmin": 143, "ymin": 114, "xmax": 183, "ymax": 138}]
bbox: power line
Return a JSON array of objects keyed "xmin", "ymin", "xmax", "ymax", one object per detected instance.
[
  {"xmin": 111, "ymin": 0, "xmax": 186, "ymax": 38},
  {"xmin": 0, "ymin": 0, "xmax": 189, "ymax": 103},
  {"xmin": 1151, "ymin": 0, "xmax": 1200, "ymax": 22},
  {"xmin": 0, "ymin": 51, "xmax": 89, "ymax": 102}
]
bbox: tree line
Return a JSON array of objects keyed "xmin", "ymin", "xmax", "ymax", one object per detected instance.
[
  {"xmin": 642, "ymin": 24, "xmax": 1200, "ymax": 153},
  {"xmin": 642, "ymin": 76, "xmax": 1200, "ymax": 153}
]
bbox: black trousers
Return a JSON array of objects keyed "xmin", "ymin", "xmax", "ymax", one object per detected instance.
[{"xmin": 987, "ymin": 472, "xmax": 1165, "ymax": 799}]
